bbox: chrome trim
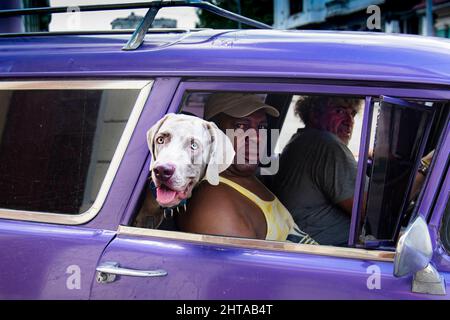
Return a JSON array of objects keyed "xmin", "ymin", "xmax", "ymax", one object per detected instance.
[
  {"xmin": 96, "ymin": 261, "xmax": 167, "ymax": 279},
  {"xmin": 412, "ymin": 264, "xmax": 447, "ymax": 295},
  {"xmin": 0, "ymin": 29, "xmax": 208, "ymax": 38},
  {"xmin": 394, "ymin": 215, "xmax": 433, "ymax": 277},
  {"xmin": 0, "ymin": 80, "xmax": 154, "ymax": 225},
  {"xmin": 0, "ymin": 80, "xmax": 150, "ymax": 90},
  {"xmin": 123, "ymin": 6, "xmax": 159, "ymax": 51},
  {"xmin": 117, "ymin": 226, "xmax": 395, "ymax": 262}
]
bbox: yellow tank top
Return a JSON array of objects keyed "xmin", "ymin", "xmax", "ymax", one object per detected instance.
[{"xmin": 219, "ymin": 176, "xmax": 318, "ymax": 245}]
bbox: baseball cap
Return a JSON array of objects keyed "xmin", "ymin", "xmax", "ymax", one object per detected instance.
[{"xmin": 204, "ymin": 93, "xmax": 280, "ymax": 120}]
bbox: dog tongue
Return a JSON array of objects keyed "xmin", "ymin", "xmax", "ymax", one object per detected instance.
[{"xmin": 156, "ymin": 187, "xmax": 177, "ymax": 205}]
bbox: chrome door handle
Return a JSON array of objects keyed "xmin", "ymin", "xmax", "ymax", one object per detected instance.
[{"xmin": 96, "ymin": 261, "xmax": 167, "ymax": 283}]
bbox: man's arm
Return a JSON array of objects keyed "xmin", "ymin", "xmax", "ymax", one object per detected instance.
[
  {"xmin": 337, "ymin": 197, "xmax": 354, "ymax": 215},
  {"xmin": 409, "ymin": 150, "xmax": 434, "ymax": 201},
  {"xmin": 337, "ymin": 194, "xmax": 367, "ymax": 220},
  {"xmin": 177, "ymin": 183, "xmax": 257, "ymax": 239},
  {"xmin": 337, "ymin": 150, "xmax": 434, "ymax": 216},
  {"xmin": 318, "ymin": 137, "xmax": 360, "ymax": 217}
]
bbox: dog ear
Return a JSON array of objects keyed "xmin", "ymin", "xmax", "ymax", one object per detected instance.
[
  {"xmin": 146, "ymin": 113, "xmax": 173, "ymax": 169},
  {"xmin": 203, "ymin": 121, "xmax": 235, "ymax": 185}
]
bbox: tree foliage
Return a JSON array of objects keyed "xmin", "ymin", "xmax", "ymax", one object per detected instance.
[{"xmin": 196, "ymin": 0, "xmax": 273, "ymax": 29}]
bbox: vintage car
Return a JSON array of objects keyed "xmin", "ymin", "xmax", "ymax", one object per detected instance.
[{"xmin": 0, "ymin": 1, "xmax": 449, "ymax": 299}]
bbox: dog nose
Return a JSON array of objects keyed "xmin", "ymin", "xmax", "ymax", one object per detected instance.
[{"xmin": 153, "ymin": 164, "xmax": 175, "ymax": 181}]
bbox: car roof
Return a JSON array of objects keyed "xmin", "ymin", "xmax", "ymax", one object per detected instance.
[{"xmin": 1, "ymin": 29, "xmax": 449, "ymax": 87}]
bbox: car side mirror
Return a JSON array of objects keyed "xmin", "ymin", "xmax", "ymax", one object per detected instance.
[
  {"xmin": 394, "ymin": 215, "xmax": 446, "ymax": 295},
  {"xmin": 394, "ymin": 215, "xmax": 432, "ymax": 277}
]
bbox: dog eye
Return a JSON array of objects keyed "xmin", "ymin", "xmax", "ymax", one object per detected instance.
[
  {"xmin": 156, "ymin": 136, "xmax": 165, "ymax": 144},
  {"xmin": 190, "ymin": 142, "xmax": 199, "ymax": 150}
]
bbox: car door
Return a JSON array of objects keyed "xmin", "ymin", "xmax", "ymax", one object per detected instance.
[
  {"xmin": 0, "ymin": 79, "xmax": 157, "ymax": 299},
  {"xmin": 429, "ymin": 162, "xmax": 450, "ymax": 294},
  {"xmin": 92, "ymin": 226, "xmax": 416, "ymax": 299},
  {"xmin": 89, "ymin": 84, "xmax": 448, "ymax": 300},
  {"xmin": 417, "ymin": 115, "xmax": 450, "ymax": 290}
]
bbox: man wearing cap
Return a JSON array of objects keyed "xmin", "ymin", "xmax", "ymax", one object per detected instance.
[{"xmin": 177, "ymin": 93, "xmax": 317, "ymax": 244}]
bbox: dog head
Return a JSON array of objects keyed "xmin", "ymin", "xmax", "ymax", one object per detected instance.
[{"xmin": 147, "ymin": 113, "xmax": 235, "ymax": 208}]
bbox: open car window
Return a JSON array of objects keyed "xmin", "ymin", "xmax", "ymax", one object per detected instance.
[
  {"xmin": 131, "ymin": 90, "xmax": 448, "ymax": 253},
  {"xmin": 353, "ymin": 96, "xmax": 437, "ymax": 247}
]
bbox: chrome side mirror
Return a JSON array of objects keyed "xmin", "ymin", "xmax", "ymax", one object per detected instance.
[
  {"xmin": 394, "ymin": 216, "xmax": 432, "ymax": 277},
  {"xmin": 394, "ymin": 215, "xmax": 446, "ymax": 295}
]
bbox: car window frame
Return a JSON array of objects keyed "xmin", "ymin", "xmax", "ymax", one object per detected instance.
[
  {"xmin": 416, "ymin": 112, "xmax": 450, "ymax": 221},
  {"xmin": 0, "ymin": 80, "xmax": 153, "ymax": 225},
  {"xmin": 440, "ymin": 193, "xmax": 450, "ymax": 255},
  {"xmin": 350, "ymin": 96, "xmax": 438, "ymax": 246},
  {"xmin": 429, "ymin": 139, "xmax": 450, "ymax": 268},
  {"xmin": 122, "ymin": 78, "xmax": 450, "ymax": 262}
]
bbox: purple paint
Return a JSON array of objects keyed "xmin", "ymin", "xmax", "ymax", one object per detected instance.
[
  {"xmin": 0, "ymin": 219, "xmax": 115, "ymax": 299},
  {"xmin": 0, "ymin": 31, "xmax": 449, "ymax": 86},
  {"xmin": 349, "ymin": 97, "xmax": 374, "ymax": 246},
  {"xmin": 427, "ymin": 146, "xmax": 450, "ymax": 272},
  {"xmin": 0, "ymin": 29, "xmax": 448, "ymax": 299},
  {"xmin": 419, "ymin": 121, "xmax": 450, "ymax": 222},
  {"xmin": 0, "ymin": 1, "xmax": 23, "ymax": 33},
  {"xmin": 90, "ymin": 235, "xmax": 444, "ymax": 300}
]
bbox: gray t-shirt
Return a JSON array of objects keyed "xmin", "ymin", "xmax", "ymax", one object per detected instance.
[{"xmin": 273, "ymin": 127, "xmax": 357, "ymax": 246}]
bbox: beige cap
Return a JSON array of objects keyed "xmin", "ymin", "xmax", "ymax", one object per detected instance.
[{"xmin": 204, "ymin": 93, "xmax": 280, "ymax": 120}]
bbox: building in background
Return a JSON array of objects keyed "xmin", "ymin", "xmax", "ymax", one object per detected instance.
[
  {"xmin": 111, "ymin": 12, "xmax": 177, "ymax": 29},
  {"xmin": 0, "ymin": 0, "xmax": 51, "ymax": 33},
  {"xmin": 111, "ymin": 12, "xmax": 143, "ymax": 30},
  {"xmin": 274, "ymin": 0, "xmax": 450, "ymax": 38},
  {"xmin": 417, "ymin": 0, "xmax": 450, "ymax": 37},
  {"xmin": 0, "ymin": 1, "xmax": 24, "ymax": 33},
  {"xmin": 152, "ymin": 17, "xmax": 177, "ymax": 28},
  {"xmin": 22, "ymin": 0, "xmax": 51, "ymax": 32},
  {"xmin": 0, "ymin": 3, "xmax": 178, "ymax": 33}
]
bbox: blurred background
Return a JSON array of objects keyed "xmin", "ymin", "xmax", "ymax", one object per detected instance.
[{"xmin": 0, "ymin": 0, "xmax": 449, "ymax": 38}]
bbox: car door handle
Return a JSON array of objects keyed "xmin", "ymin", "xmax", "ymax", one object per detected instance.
[{"xmin": 96, "ymin": 261, "xmax": 167, "ymax": 283}]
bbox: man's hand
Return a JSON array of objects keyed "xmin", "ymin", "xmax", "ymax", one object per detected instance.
[
  {"xmin": 421, "ymin": 149, "xmax": 434, "ymax": 167},
  {"xmin": 410, "ymin": 149, "xmax": 435, "ymax": 201}
]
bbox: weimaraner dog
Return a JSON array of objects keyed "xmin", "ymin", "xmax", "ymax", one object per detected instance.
[{"xmin": 134, "ymin": 113, "xmax": 234, "ymax": 228}]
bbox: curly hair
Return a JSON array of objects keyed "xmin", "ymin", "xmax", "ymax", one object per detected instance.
[{"xmin": 294, "ymin": 96, "xmax": 363, "ymax": 126}]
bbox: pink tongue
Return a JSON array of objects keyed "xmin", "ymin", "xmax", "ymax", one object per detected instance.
[{"xmin": 156, "ymin": 187, "xmax": 177, "ymax": 205}]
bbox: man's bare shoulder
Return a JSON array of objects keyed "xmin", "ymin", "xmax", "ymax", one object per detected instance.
[
  {"xmin": 186, "ymin": 181, "xmax": 238, "ymax": 216},
  {"xmin": 177, "ymin": 181, "xmax": 256, "ymax": 238}
]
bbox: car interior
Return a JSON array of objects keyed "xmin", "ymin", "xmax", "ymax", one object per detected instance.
[{"xmin": 131, "ymin": 90, "xmax": 450, "ymax": 250}]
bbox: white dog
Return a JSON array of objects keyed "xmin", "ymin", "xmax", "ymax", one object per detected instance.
[{"xmin": 146, "ymin": 113, "xmax": 235, "ymax": 208}]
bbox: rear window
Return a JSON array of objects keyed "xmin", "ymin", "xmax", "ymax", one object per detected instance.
[{"xmin": 0, "ymin": 88, "xmax": 139, "ymax": 214}]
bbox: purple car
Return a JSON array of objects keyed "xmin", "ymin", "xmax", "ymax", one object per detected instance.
[{"xmin": 0, "ymin": 1, "xmax": 449, "ymax": 300}]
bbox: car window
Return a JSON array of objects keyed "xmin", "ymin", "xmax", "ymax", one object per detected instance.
[
  {"xmin": 0, "ymin": 88, "xmax": 140, "ymax": 214},
  {"xmin": 275, "ymin": 95, "xmax": 365, "ymax": 159},
  {"xmin": 133, "ymin": 92, "xmax": 366, "ymax": 244},
  {"xmin": 357, "ymin": 98, "xmax": 441, "ymax": 246},
  {"xmin": 132, "ymin": 90, "xmax": 448, "ymax": 252},
  {"xmin": 365, "ymin": 101, "xmax": 431, "ymax": 240}
]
